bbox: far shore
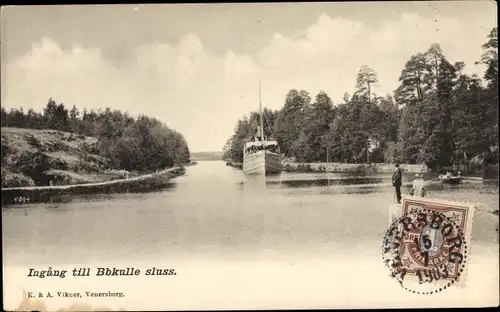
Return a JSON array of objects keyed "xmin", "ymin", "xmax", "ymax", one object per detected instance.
[
  {"xmin": 282, "ymin": 162, "xmax": 430, "ymax": 173},
  {"xmin": 225, "ymin": 160, "xmax": 498, "ymax": 176},
  {"xmin": 224, "ymin": 161, "xmax": 428, "ymax": 173}
]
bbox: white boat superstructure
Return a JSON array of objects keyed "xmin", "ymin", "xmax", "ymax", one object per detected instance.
[
  {"xmin": 243, "ymin": 138, "xmax": 282, "ymax": 175},
  {"xmin": 242, "ymin": 82, "xmax": 283, "ymax": 175}
]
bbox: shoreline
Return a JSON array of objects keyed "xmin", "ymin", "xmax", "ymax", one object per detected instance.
[
  {"xmin": 225, "ymin": 161, "xmax": 243, "ymax": 169},
  {"xmin": 225, "ymin": 160, "xmax": 498, "ymax": 176},
  {"xmin": 282, "ymin": 162, "xmax": 430, "ymax": 173},
  {"xmin": 1, "ymin": 166, "xmax": 186, "ymax": 207},
  {"xmin": 224, "ymin": 161, "xmax": 429, "ymax": 173}
]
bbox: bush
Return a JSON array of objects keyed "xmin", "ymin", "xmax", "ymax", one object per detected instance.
[
  {"xmin": 48, "ymin": 157, "xmax": 68, "ymax": 170},
  {"xmin": 355, "ymin": 164, "xmax": 367, "ymax": 173},
  {"xmin": 1, "ymin": 172, "xmax": 35, "ymax": 188},
  {"xmin": 79, "ymin": 141, "xmax": 98, "ymax": 154},
  {"xmin": 1, "ymin": 139, "xmax": 10, "ymax": 162},
  {"xmin": 16, "ymin": 150, "xmax": 51, "ymax": 184},
  {"xmin": 25, "ymin": 134, "xmax": 42, "ymax": 148}
]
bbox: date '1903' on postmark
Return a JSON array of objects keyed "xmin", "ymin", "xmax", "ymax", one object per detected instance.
[{"xmin": 382, "ymin": 196, "xmax": 475, "ymax": 295}]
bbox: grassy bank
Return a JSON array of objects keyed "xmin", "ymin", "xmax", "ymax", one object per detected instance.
[
  {"xmin": 1, "ymin": 127, "xmax": 189, "ymax": 204},
  {"xmin": 1, "ymin": 127, "xmax": 124, "ymax": 187},
  {"xmin": 1, "ymin": 166, "xmax": 185, "ymax": 206},
  {"xmin": 1, "ymin": 127, "xmax": 191, "ymax": 186}
]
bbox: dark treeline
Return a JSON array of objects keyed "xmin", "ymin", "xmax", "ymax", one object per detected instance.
[
  {"xmin": 223, "ymin": 27, "xmax": 498, "ymax": 172},
  {"xmin": 1, "ymin": 100, "xmax": 191, "ymax": 171}
]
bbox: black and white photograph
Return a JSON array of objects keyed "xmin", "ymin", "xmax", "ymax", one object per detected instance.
[{"xmin": 1, "ymin": 2, "xmax": 498, "ymax": 310}]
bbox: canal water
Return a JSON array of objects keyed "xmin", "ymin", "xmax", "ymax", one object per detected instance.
[{"xmin": 3, "ymin": 161, "xmax": 499, "ymax": 310}]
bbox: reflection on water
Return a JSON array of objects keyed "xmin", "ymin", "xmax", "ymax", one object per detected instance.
[
  {"xmin": 2, "ymin": 182, "xmax": 178, "ymax": 208},
  {"xmin": 2, "ymin": 161, "xmax": 498, "ymax": 267},
  {"xmin": 270, "ymin": 177, "xmax": 385, "ymax": 188}
]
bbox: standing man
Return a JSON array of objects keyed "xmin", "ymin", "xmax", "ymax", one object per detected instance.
[{"xmin": 392, "ymin": 163, "xmax": 402, "ymax": 203}]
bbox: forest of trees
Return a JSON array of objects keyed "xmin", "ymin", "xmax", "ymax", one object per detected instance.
[
  {"xmin": 223, "ymin": 28, "xmax": 498, "ymax": 172},
  {"xmin": 1, "ymin": 100, "xmax": 191, "ymax": 172}
]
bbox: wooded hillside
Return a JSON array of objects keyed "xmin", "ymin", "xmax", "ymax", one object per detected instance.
[{"xmin": 223, "ymin": 27, "xmax": 498, "ymax": 172}]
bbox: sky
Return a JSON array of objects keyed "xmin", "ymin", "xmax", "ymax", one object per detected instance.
[{"xmin": 1, "ymin": 2, "xmax": 497, "ymax": 152}]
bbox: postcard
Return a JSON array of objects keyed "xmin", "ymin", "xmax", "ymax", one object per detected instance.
[{"xmin": 2, "ymin": 2, "xmax": 498, "ymax": 311}]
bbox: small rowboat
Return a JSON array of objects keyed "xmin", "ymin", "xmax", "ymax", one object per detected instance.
[{"xmin": 438, "ymin": 174, "xmax": 462, "ymax": 185}]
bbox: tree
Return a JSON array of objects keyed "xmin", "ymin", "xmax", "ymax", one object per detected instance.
[
  {"xmin": 342, "ymin": 92, "xmax": 350, "ymax": 104},
  {"xmin": 221, "ymin": 34, "xmax": 499, "ymax": 170},
  {"xmin": 2, "ymin": 99, "xmax": 191, "ymax": 173},
  {"xmin": 328, "ymin": 98, "xmax": 368, "ymax": 163},
  {"xmin": 454, "ymin": 61, "xmax": 466, "ymax": 76},
  {"xmin": 69, "ymin": 105, "xmax": 80, "ymax": 133},
  {"xmin": 82, "ymin": 109, "xmax": 98, "ymax": 136},
  {"xmin": 43, "ymin": 98, "xmax": 69, "ymax": 131},
  {"xmin": 107, "ymin": 115, "xmax": 190, "ymax": 171},
  {"xmin": 306, "ymin": 91, "xmax": 335, "ymax": 161},
  {"xmin": 355, "ymin": 65, "xmax": 378, "ymax": 102},
  {"xmin": 226, "ymin": 116, "xmax": 251, "ymax": 163},
  {"xmin": 69, "ymin": 105, "xmax": 79, "ymax": 120},
  {"xmin": 377, "ymin": 94, "xmax": 401, "ymax": 142},
  {"xmin": 292, "ymin": 131, "xmax": 313, "ymax": 162},
  {"xmin": 478, "ymin": 27, "xmax": 498, "ymax": 153},
  {"xmin": 394, "ymin": 53, "xmax": 430, "ymax": 105},
  {"xmin": 424, "ymin": 43, "xmax": 444, "ymax": 91},
  {"xmin": 415, "ymin": 54, "xmax": 456, "ymax": 170},
  {"xmin": 275, "ymin": 89, "xmax": 311, "ymax": 157},
  {"xmin": 478, "ymin": 27, "xmax": 498, "ymax": 89},
  {"xmin": 262, "ymin": 108, "xmax": 279, "ymax": 139},
  {"xmin": 26, "ymin": 108, "xmax": 43, "ymax": 129},
  {"xmin": 7, "ymin": 108, "xmax": 27, "ymax": 128},
  {"xmin": 1, "ymin": 107, "xmax": 7, "ymax": 126},
  {"xmin": 451, "ymin": 72, "xmax": 490, "ymax": 164}
]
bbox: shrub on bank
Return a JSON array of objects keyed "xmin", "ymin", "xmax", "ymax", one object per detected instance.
[
  {"xmin": 1, "ymin": 170, "xmax": 36, "ymax": 188},
  {"xmin": 25, "ymin": 134, "xmax": 42, "ymax": 148}
]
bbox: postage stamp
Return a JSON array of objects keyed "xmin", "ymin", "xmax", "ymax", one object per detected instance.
[{"xmin": 382, "ymin": 196, "xmax": 475, "ymax": 294}]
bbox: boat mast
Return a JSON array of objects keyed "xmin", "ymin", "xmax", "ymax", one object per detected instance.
[{"xmin": 259, "ymin": 80, "xmax": 265, "ymax": 142}]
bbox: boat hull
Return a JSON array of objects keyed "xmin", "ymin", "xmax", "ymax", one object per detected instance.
[
  {"xmin": 440, "ymin": 177, "xmax": 462, "ymax": 185},
  {"xmin": 243, "ymin": 151, "xmax": 282, "ymax": 175}
]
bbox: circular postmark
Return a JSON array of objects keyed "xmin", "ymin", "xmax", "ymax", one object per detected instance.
[{"xmin": 382, "ymin": 208, "xmax": 467, "ymax": 295}]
